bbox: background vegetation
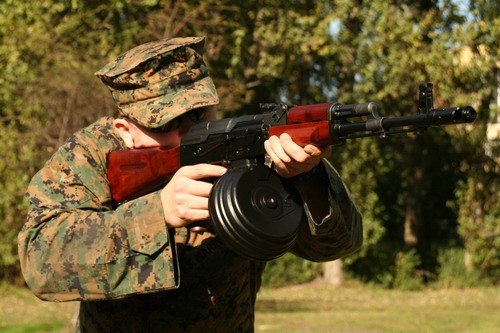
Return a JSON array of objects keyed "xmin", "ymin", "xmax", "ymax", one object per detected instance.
[{"xmin": 0, "ymin": 0, "xmax": 498, "ymax": 289}]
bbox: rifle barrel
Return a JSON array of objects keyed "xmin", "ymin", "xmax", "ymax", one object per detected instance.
[{"xmin": 334, "ymin": 106, "xmax": 476, "ymax": 139}]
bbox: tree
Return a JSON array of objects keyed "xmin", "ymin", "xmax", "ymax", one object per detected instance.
[
  {"xmin": 0, "ymin": 0, "xmax": 52, "ymax": 282},
  {"xmin": 0, "ymin": 0, "xmax": 159, "ymax": 282},
  {"xmin": 450, "ymin": 0, "xmax": 499, "ymax": 284},
  {"xmin": 323, "ymin": 0, "xmax": 489, "ymax": 285}
]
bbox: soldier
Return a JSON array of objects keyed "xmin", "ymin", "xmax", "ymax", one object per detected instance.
[{"xmin": 18, "ymin": 36, "xmax": 362, "ymax": 332}]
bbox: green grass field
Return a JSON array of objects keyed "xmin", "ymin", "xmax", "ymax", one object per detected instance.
[{"xmin": 1, "ymin": 281, "xmax": 499, "ymax": 332}]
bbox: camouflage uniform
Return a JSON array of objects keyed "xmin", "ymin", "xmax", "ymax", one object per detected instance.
[{"xmin": 18, "ymin": 37, "xmax": 363, "ymax": 332}]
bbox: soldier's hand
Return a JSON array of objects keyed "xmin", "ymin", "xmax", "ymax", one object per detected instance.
[
  {"xmin": 160, "ymin": 164, "xmax": 227, "ymax": 228},
  {"xmin": 264, "ymin": 133, "xmax": 332, "ymax": 178}
]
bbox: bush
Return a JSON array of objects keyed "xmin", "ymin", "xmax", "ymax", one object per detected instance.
[
  {"xmin": 392, "ymin": 249, "xmax": 423, "ymax": 290},
  {"xmin": 456, "ymin": 160, "xmax": 499, "ymax": 285},
  {"xmin": 261, "ymin": 253, "xmax": 322, "ymax": 288},
  {"xmin": 436, "ymin": 247, "xmax": 484, "ymax": 288}
]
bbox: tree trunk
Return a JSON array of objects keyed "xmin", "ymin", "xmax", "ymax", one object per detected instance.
[
  {"xmin": 464, "ymin": 250, "xmax": 473, "ymax": 273},
  {"xmin": 404, "ymin": 167, "xmax": 422, "ymax": 246},
  {"xmin": 322, "ymin": 259, "xmax": 343, "ymax": 287}
]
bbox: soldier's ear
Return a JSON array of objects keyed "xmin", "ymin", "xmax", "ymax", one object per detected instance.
[{"xmin": 113, "ymin": 118, "xmax": 134, "ymax": 148}]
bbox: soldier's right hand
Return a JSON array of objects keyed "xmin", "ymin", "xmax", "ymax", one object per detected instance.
[{"xmin": 160, "ymin": 164, "xmax": 227, "ymax": 228}]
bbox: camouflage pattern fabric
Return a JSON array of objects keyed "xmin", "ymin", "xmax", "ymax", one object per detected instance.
[
  {"xmin": 18, "ymin": 118, "xmax": 362, "ymax": 332},
  {"xmin": 95, "ymin": 37, "xmax": 219, "ymax": 130}
]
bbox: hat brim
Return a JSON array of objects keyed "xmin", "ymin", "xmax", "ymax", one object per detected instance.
[{"xmin": 120, "ymin": 76, "xmax": 219, "ymax": 129}]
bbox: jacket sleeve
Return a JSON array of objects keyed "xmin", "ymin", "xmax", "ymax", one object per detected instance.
[
  {"xmin": 290, "ymin": 159, "xmax": 363, "ymax": 262},
  {"xmin": 18, "ymin": 134, "xmax": 179, "ymax": 302}
]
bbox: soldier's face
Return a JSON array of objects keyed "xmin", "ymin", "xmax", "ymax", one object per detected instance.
[
  {"xmin": 113, "ymin": 108, "xmax": 216, "ymax": 149},
  {"xmin": 131, "ymin": 117, "xmax": 194, "ymax": 148}
]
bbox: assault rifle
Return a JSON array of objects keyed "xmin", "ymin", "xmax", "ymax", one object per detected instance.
[{"xmin": 107, "ymin": 83, "xmax": 476, "ymax": 261}]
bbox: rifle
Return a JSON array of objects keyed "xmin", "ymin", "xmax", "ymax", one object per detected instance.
[{"xmin": 107, "ymin": 83, "xmax": 476, "ymax": 260}]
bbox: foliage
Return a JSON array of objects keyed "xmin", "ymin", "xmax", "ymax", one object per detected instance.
[
  {"xmin": 449, "ymin": 0, "xmax": 499, "ymax": 286},
  {"xmin": 456, "ymin": 170, "xmax": 499, "ymax": 284},
  {"xmin": 0, "ymin": 0, "xmax": 45, "ymax": 281},
  {"xmin": 435, "ymin": 247, "xmax": 485, "ymax": 288},
  {"xmin": 323, "ymin": 0, "xmax": 466, "ymax": 283},
  {"xmin": 332, "ymin": 138, "xmax": 386, "ymax": 266},
  {"xmin": 323, "ymin": 0, "xmax": 498, "ymax": 288},
  {"xmin": 261, "ymin": 253, "xmax": 322, "ymax": 288},
  {"xmin": 0, "ymin": 123, "xmax": 35, "ymax": 282},
  {"xmin": 392, "ymin": 249, "xmax": 423, "ymax": 290},
  {"xmin": 0, "ymin": 0, "xmax": 158, "ymax": 281}
]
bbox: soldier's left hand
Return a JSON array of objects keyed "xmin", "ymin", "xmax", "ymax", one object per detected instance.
[{"xmin": 264, "ymin": 133, "xmax": 332, "ymax": 178}]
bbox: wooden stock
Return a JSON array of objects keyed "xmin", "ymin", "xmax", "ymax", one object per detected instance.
[{"xmin": 107, "ymin": 146, "xmax": 180, "ymax": 203}]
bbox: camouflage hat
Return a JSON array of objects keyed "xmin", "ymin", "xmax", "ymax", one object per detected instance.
[{"xmin": 95, "ymin": 36, "xmax": 219, "ymax": 129}]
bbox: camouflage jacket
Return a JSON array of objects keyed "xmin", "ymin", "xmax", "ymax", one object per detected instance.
[{"xmin": 18, "ymin": 117, "xmax": 362, "ymax": 332}]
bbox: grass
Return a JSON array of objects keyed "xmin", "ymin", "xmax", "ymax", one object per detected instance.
[
  {"xmin": 1, "ymin": 281, "xmax": 498, "ymax": 332},
  {"xmin": 255, "ymin": 280, "xmax": 500, "ymax": 333},
  {"xmin": 0, "ymin": 283, "xmax": 78, "ymax": 333}
]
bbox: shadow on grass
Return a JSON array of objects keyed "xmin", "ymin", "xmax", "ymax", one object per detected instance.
[{"xmin": 256, "ymin": 299, "xmax": 325, "ymax": 313}]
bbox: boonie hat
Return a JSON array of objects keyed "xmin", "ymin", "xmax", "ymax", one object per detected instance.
[{"xmin": 95, "ymin": 36, "xmax": 219, "ymax": 129}]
